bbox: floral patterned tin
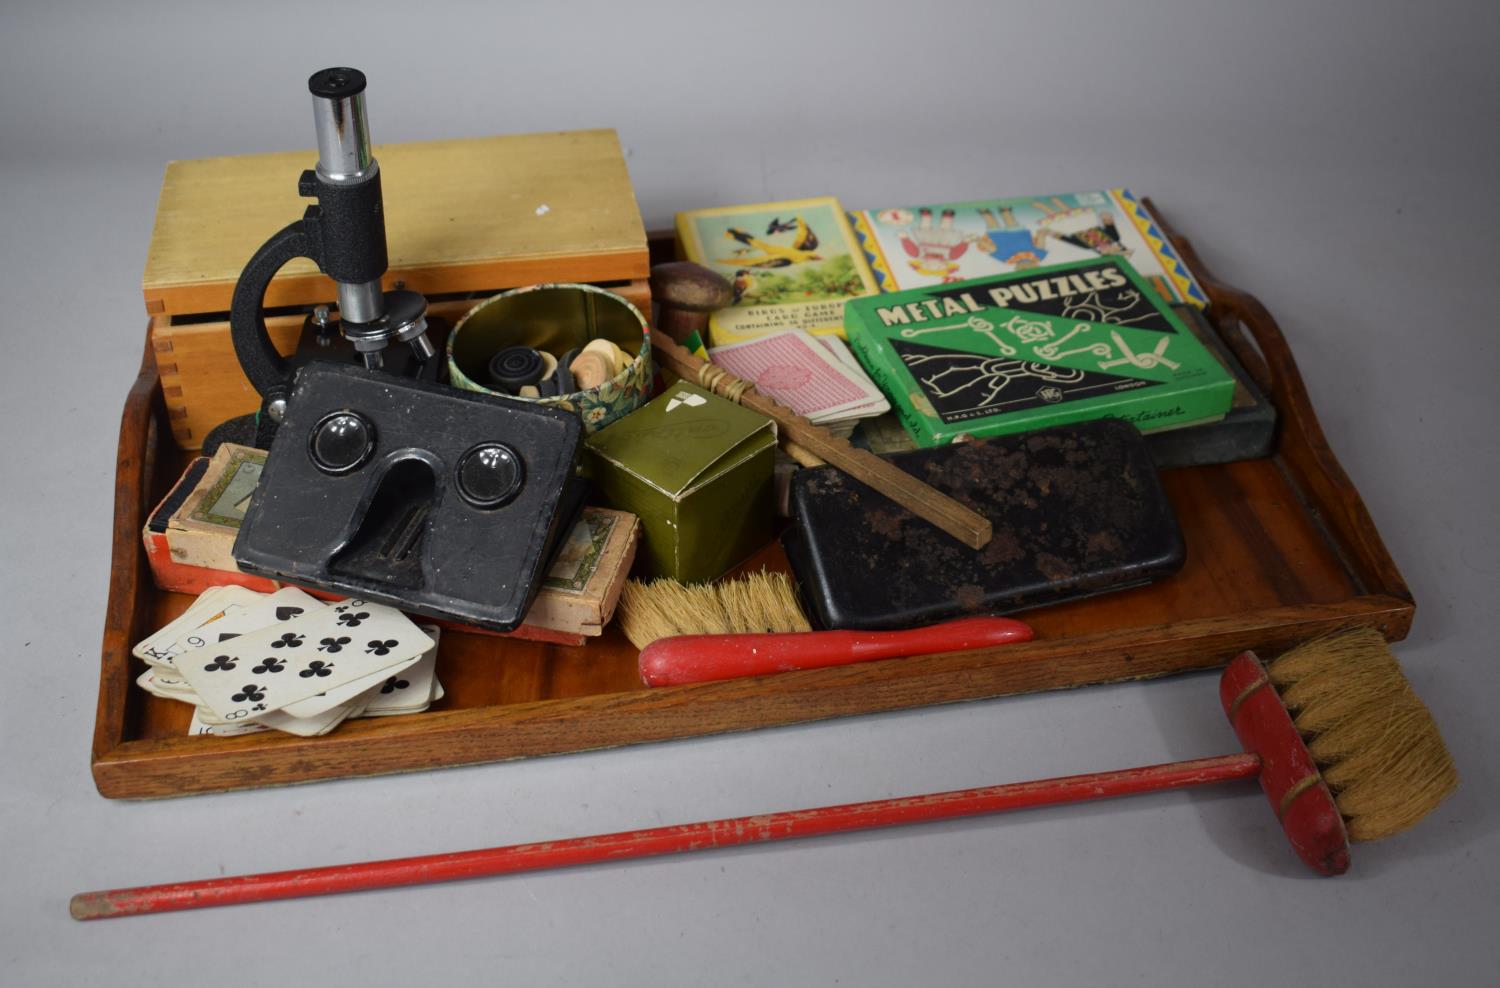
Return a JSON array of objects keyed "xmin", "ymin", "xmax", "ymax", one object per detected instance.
[{"xmin": 447, "ymin": 283, "xmax": 653, "ymax": 432}]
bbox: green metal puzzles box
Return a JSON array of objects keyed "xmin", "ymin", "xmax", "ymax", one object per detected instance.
[{"xmin": 843, "ymin": 258, "xmax": 1234, "ymax": 446}]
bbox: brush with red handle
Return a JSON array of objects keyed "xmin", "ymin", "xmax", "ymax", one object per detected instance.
[
  {"xmin": 619, "ymin": 571, "xmax": 1033, "ymax": 686},
  {"xmin": 638, "ymin": 615, "xmax": 1034, "ymax": 686},
  {"xmin": 71, "ymin": 628, "xmax": 1455, "ymax": 920}
]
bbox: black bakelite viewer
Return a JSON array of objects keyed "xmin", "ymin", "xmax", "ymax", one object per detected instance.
[
  {"xmin": 308, "ymin": 411, "xmax": 375, "ymax": 474},
  {"xmin": 456, "ymin": 443, "xmax": 524, "ymax": 509},
  {"xmin": 234, "ymin": 362, "xmax": 585, "ymax": 632}
]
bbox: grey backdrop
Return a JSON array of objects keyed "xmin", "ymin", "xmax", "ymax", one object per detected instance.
[{"xmin": 3, "ymin": 1, "xmax": 1497, "ymax": 984}]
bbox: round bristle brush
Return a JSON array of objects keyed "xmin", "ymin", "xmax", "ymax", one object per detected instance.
[
  {"xmin": 619, "ymin": 572, "xmax": 1034, "ymax": 686},
  {"xmin": 70, "ymin": 627, "xmax": 1455, "ymax": 919}
]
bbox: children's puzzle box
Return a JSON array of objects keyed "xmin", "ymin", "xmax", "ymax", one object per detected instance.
[
  {"xmin": 849, "ymin": 189, "xmax": 1208, "ymax": 308},
  {"xmin": 844, "ymin": 257, "xmax": 1233, "ymax": 446}
]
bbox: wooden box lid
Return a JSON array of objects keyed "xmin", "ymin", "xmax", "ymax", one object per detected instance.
[{"xmin": 143, "ymin": 129, "xmax": 649, "ymax": 316}]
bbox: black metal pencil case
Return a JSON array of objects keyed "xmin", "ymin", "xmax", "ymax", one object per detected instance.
[{"xmin": 781, "ymin": 419, "xmax": 1185, "ymax": 630}]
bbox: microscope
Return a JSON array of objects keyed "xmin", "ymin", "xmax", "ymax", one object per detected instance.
[{"xmin": 230, "ymin": 67, "xmax": 438, "ymax": 423}]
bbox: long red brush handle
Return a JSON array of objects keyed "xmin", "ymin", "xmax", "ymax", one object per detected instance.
[
  {"xmin": 70, "ymin": 753, "xmax": 1258, "ymax": 920},
  {"xmin": 638, "ymin": 616, "xmax": 1035, "ymax": 686}
]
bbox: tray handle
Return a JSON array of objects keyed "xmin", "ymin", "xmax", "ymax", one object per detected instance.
[
  {"xmin": 1146, "ymin": 199, "xmax": 1410, "ymax": 604},
  {"xmin": 93, "ymin": 333, "xmax": 166, "ymax": 765}
]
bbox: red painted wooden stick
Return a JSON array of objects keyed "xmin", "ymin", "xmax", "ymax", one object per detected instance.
[
  {"xmin": 71, "ymin": 753, "xmax": 1259, "ymax": 920},
  {"xmin": 73, "ymin": 651, "xmax": 1345, "ymax": 920}
]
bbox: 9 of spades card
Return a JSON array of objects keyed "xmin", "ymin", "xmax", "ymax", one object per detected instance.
[
  {"xmin": 132, "ymin": 585, "xmax": 262, "ymax": 669},
  {"xmin": 138, "ymin": 586, "xmax": 323, "ymax": 671}
]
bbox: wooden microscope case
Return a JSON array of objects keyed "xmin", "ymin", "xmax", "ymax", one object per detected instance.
[{"xmin": 142, "ymin": 128, "xmax": 651, "ymax": 449}]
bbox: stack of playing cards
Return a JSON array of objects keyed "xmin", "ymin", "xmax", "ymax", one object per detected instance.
[
  {"xmin": 708, "ymin": 328, "xmax": 889, "ymax": 438},
  {"xmin": 133, "ymin": 586, "xmax": 444, "ymax": 738}
]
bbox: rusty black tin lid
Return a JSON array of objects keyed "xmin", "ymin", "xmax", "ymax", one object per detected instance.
[{"xmin": 782, "ymin": 419, "xmax": 1184, "ymax": 631}]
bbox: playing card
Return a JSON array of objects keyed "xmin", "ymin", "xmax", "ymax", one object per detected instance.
[
  {"xmin": 256, "ymin": 702, "xmax": 358, "ymax": 737},
  {"xmin": 709, "ymin": 330, "xmax": 885, "ymax": 423},
  {"xmin": 291, "ymin": 625, "xmax": 439, "ymax": 718},
  {"xmin": 171, "ymin": 598, "xmax": 433, "ymax": 723},
  {"xmin": 188, "ymin": 707, "xmax": 271, "ymax": 737},
  {"xmin": 816, "ymin": 336, "xmax": 889, "ymax": 418},
  {"xmin": 276, "ymin": 652, "xmax": 422, "ymax": 718},
  {"xmin": 141, "ymin": 587, "xmax": 324, "ymax": 671},
  {"xmin": 168, "ymin": 586, "xmax": 325, "ymax": 653},
  {"xmin": 817, "ymin": 334, "xmax": 862, "ymax": 372},
  {"xmin": 135, "ymin": 668, "xmax": 196, "ymax": 700},
  {"xmin": 189, "ymin": 703, "xmax": 234, "ymax": 726},
  {"xmin": 133, "ymin": 586, "xmax": 262, "ymax": 668},
  {"xmin": 357, "ymin": 627, "xmax": 441, "ymax": 716}
]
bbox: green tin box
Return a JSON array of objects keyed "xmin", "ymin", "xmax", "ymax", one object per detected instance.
[
  {"xmin": 583, "ymin": 382, "xmax": 776, "ymax": 582},
  {"xmin": 843, "ymin": 258, "xmax": 1235, "ymax": 447}
]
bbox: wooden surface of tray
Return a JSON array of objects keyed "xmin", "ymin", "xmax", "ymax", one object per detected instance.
[
  {"xmin": 143, "ymin": 129, "xmax": 649, "ymax": 317},
  {"xmin": 92, "ymin": 213, "xmax": 1414, "ymax": 798}
]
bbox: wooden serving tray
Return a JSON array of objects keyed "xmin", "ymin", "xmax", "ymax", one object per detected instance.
[{"xmin": 91, "ymin": 214, "xmax": 1414, "ymax": 799}]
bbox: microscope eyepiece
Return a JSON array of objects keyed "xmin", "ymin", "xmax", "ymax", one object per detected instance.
[
  {"xmin": 309, "ymin": 67, "xmax": 374, "ymax": 185},
  {"xmin": 308, "ymin": 67, "xmax": 367, "ymax": 100}
]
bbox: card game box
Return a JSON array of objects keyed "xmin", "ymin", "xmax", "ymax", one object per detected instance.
[
  {"xmin": 143, "ymin": 443, "xmax": 266, "ymax": 574},
  {"xmin": 583, "ymin": 381, "xmax": 776, "ymax": 582},
  {"xmin": 848, "ymin": 189, "xmax": 1208, "ymax": 308},
  {"xmin": 675, "ymin": 196, "xmax": 879, "ymax": 346},
  {"xmin": 843, "ymin": 258, "xmax": 1234, "ymax": 446},
  {"xmin": 848, "ymin": 303, "xmax": 1277, "ymax": 468}
]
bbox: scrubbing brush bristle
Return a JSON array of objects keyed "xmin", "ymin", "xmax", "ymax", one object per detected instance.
[
  {"xmin": 1268, "ymin": 627, "xmax": 1457, "ymax": 841},
  {"xmin": 618, "ymin": 571, "xmax": 812, "ymax": 650}
]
